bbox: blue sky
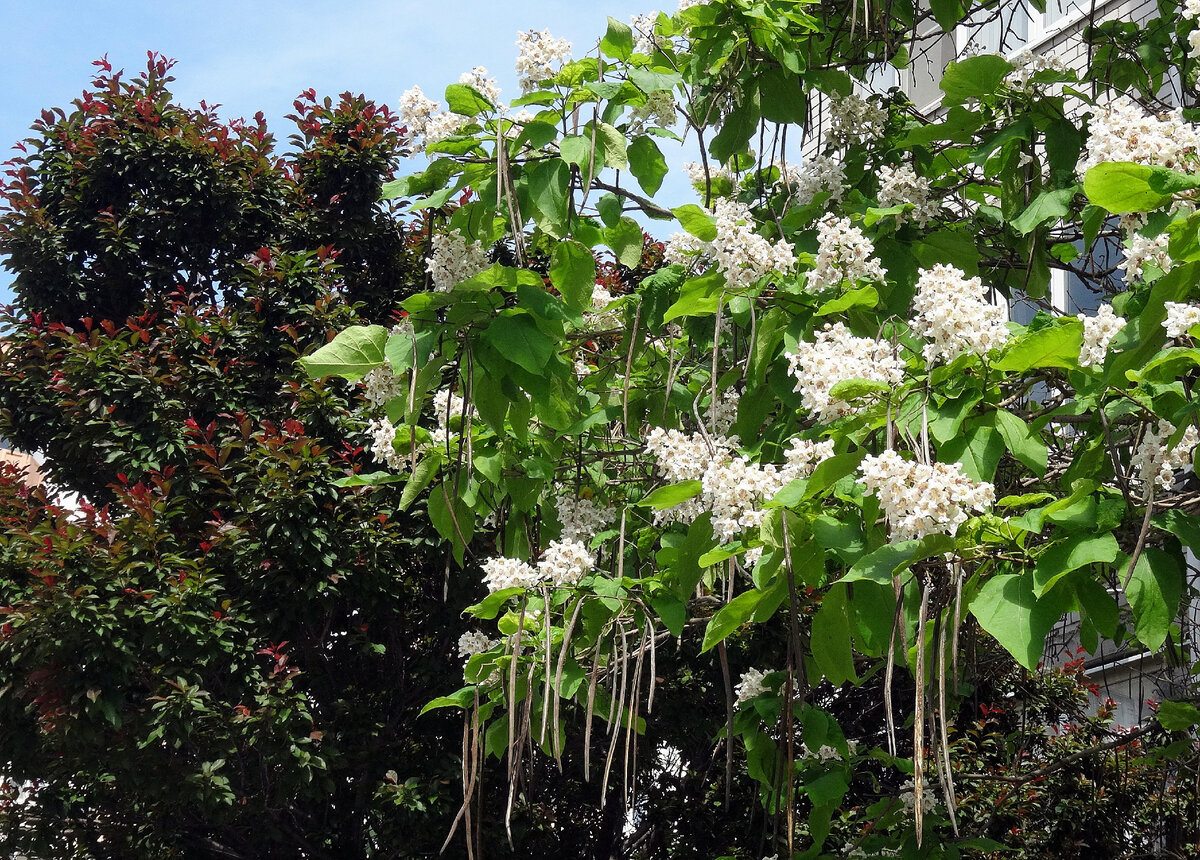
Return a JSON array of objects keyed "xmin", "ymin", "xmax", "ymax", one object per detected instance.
[{"xmin": 0, "ymin": 0, "xmax": 694, "ymax": 307}]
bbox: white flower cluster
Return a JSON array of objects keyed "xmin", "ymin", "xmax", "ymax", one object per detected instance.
[
  {"xmin": 361, "ymin": 364, "xmax": 402, "ymax": 408},
  {"xmin": 1186, "ymin": 0, "xmax": 1200, "ymax": 57},
  {"xmin": 459, "ymin": 66, "xmax": 503, "ymax": 110},
  {"xmin": 482, "ymin": 556, "xmax": 541, "ymax": 592},
  {"xmin": 1077, "ymin": 304, "xmax": 1127, "ymax": 368},
  {"xmin": 515, "ymin": 30, "xmax": 572, "ymax": 93},
  {"xmin": 826, "ymin": 93, "xmax": 887, "ymax": 148},
  {"xmin": 1130, "ymin": 421, "xmax": 1200, "ymax": 493},
  {"xmin": 673, "ymin": 198, "xmax": 796, "ymax": 290},
  {"xmin": 397, "ymin": 85, "xmax": 443, "ymax": 147},
  {"xmin": 584, "ymin": 284, "xmax": 623, "ymax": 330},
  {"xmin": 800, "ymin": 743, "xmax": 845, "ymax": 762},
  {"xmin": 555, "ymin": 492, "xmax": 614, "ymax": 543},
  {"xmin": 910, "ymin": 264, "xmax": 1010, "ymax": 364},
  {"xmin": 366, "ymin": 417, "xmax": 404, "ymax": 470},
  {"xmin": 684, "ymin": 160, "xmax": 734, "ymax": 193},
  {"xmin": 481, "ymin": 539, "xmax": 596, "ymax": 592},
  {"xmin": 431, "ymin": 389, "xmax": 466, "ymax": 447},
  {"xmin": 1005, "ymin": 48, "xmax": 1066, "ymax": 93},
  {"xmin": 1164, "ymin": 301, "xmax": 1200, "ymax": 339},
  {"xmin": 630, "ymin": 89, "xmax": 677, "ymax": 130},
  {"xmin": 877, "ymin": 163, "xmax": 939, "ymax": 227},
  {"xmin": 859, "ymin": 451, "xmax": 995, "ymax": 542},
  {"xmin": 427, "ymin": 230, "xmax": 490, "ymax": 293},
  {"xmin": 677, "ymin": 0, "xmax": 706, "ymax": 11},
  {"xmin": 631, "ymin": 13, "xmax": 661, "ymax": 55},
  {"xmin": 710, "ymin": 388, "xmax": 740, "ymax": 435},
  {"xmin": 1119, "ymin": 233, "xmax": 1172, "ymax": 281},
  {"xmin": 899, "ymin": 778, "xmax": 939, "ymax": 815},
  {"xmin": 537, "ymin": 539, "xmax": 596, "ymax": 587},
  {"xmin": 1078, "ymin": 96, "xmax": 1200, "ymax": 176},
  {"xmin": 805, "ymin": 215, "xmax": 887, "ymax": 294},
  {"xmin": 779, "ymin": 154, "xmax": 846, "ymax": 208},
  {"xmin": 663, "ymin": 229, "xmax": 710, "ymax": 272},
  {"xmin": 458, "ymin": 630, "xmax": 500, "ymax": 661},
  {"xmin": 785, "ymin": 323, "xmax": 905, "ymax": 422},
  {"xmin": 646, "ymin": 427, "xmax": 834, "ymax": 540},
  {"xmin": 735, "ymin": 668, "xmax": 772, "ymax": 704}
]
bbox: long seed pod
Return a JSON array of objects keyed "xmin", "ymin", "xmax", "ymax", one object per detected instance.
[{"xmin": 913, "ymin": 575, "xmax": 933, "ymax": 848}]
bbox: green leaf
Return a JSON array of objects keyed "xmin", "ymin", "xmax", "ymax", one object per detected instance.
[
  {"xmin": 995, "ymin": 320, "xmax": 1083, "ymax": 372},
  {"xmin": 701, "ymin": 588, "xmax": 762, "ymax": 652},
  {"xmin": 970, "ymin": 573, "xmax": 1071, "ymax": 670},
  {"xmin": 1081, "ymin": 162, "xmax": 1198, "ymax": 214},
  {"xmin": 444, "ymin": 83, "xmax": 493, "ymax": 116},
  {"xmin": 940, "ymin": 55, "xmax": 1014, "ymax": 106},
  {"xmin": 629, "ymin": 67, "xmax": 682, "ymax": 95},
  {"xmin": 1125, "ymin": 548, "xmax": 1183, "ymax": 651},
  {"xmin": 559, "ymin": 134, "xmax": 593, "ymax": 168},
  {"xmin": 1157, "ymin": 700, "xmax": 1200, "ymax": 731},
  {"xmin": 827, "ymin": 378, "xmax": 891, "ymax": 401},
  {"xmin": 812, "ymin": 584, "xmax": 858, "ymax": 686},
  {"xmin": 663, "ymin": 271, "xmax": 723, "ymax": 322},
  {"xmin": 1154, "ymin": 508, "xmax": 1200, "ymax": 553},
  {"xmin": 481, "ymin": 313, "xmax": 556, "ymax": 374},
  {"xmin": 465, "ymin": 587, "xmax": 524, "ymax": 619},
  {"xmin": 709, "ymin": 99, "xmax": 758, "ymax": 163},
  {"xmin": 600, "ymin": 16, "xmax": 634, "ymax": 59},
  {"xmin": 671, "ymin": 204, "xmax": 717, "ymax": 241},
  {"xmin": 989, "ymin": 409, "xmax": 1048, "ymax": 476},
  {"xmin": 596, "ymin": 122, "xmax": 628, "ymax": 170},
  {"xmin": 298, "ymin": 325, "xmax": 388, "ymax": 382},
  {"xmin": 516, "ymin": 282, "xmax": 578, "ymax": 325},
  {"xmin": 549, "ymin": 240, "xmax": 597, "ymax": 312},
  {"xmin": 1032, "ymin": 533, "xmax": 1118, "ymax": 597},
  {"xmin": 1010, "ymin": 187, "xmax": 1079, "ymax": 235},
  {"xmin": 929, "ymin": 0, "xmax": 968, "ymax": 30},
  {"xmin": 639, "ymin": 480, "xmax": 703, "ymax": 509},
  {"xmin": 596, "ymin": 193, "xmax": 622, "ymax": 227},
  {"xmin": 842, "ymin": 535, "xmax": 955, "ymax": 584},
  {"xmin": 628, "ymin": 135, "xmax": 668, "ymax": 196},
  {"xmin": 648, "ymin": 590, "xmax": 687, "ymax": 637},
  {"xmin": 332, "ymin": 471, "xmax": 407, "ymax": 487},
  {"xmin": 607, "ymin": 216, "xmax": 645, "ymax": 267},
  {"xmin": 816, "ymin": 286, "xmax": 878, "ymax": 316},
  {"xmin": 420, "ymin": 686, "xmax": 476, "ymax": 715},
  {"xmin": 938, "ymin": 423, "xmax": 1004, "ymax": 483}
]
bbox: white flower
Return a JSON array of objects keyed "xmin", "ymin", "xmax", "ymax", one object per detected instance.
[
  {"xmin": 515, "ymin": 30, "xmax": 572, "ymax": 93},
  {"xmin": 458, "ymin": 66, "xmax": 503, "ymax": 111},
  {"xmin": 423, "ymin": 111, "xmax": 466, "ymax": 147},
  {"xmin": 1077, "ymin": 304, "xmax": 1127, "ymax": 368},
  {"xmin": 458, "ymin": 630, "xmax": 500, "ymax": 661},
  {"xmin": 537, "ymin": 539, "xmax": 595, "ymax": 587},
  {"xmin": 630, "ymin": 89, "xmax": 677, "ymax": 130},
  {"xmin": 910, "ymin": 264, "xmax": 1010, "ymax": 364},
  {"xmin": 1005, "ymin": 49, "xmax": 1066, "ymax": 93},
  {"xmin": 631, "ymin": 13, "xmax": 662, "ymax": 55},
  {"xmin": 805, "ymin": 215, "xmax": 887, "ymax": 293},
  {"xmin": 665, "ymin": 199, "xmax": 794, "ymax": 289},
  {"xmin": 709, "ymin": 388, "xmax": 740, "ymax": 435},
  {"xmin": 778, "ymin": 154, "xmax": 846, "ymax": 208},
  {"xmin": 684, "ymin": 160, "xmax": 734, "ymax": 194},
  {"xmin": 427, "ymin": 230, "xmax": 490, "ymax": 292},
  {"xmin": 555, "ymin": 492, "xmax": 613, "ymax": 543},
  {"xmin": 1130, "ymin": 421, "xmax": 1199, "ymax": 493},
  {"xmin": 785, "ymin": 323, "xmax": 905, "ymax": 422},
  {"xmin": 1078, "ymin": 96, "xmax": 1200, "ymax": 177},
  {"xmin": 1119, "ymin": 233, "xmax": 1172, "ymax": 281},
  {"xmin": 483, "ymin": 556, "xmax": 540, "ymax": 592},
  {"xmin": 827, "ymin": 93, "xmax": 887, "ymax": 148},
  {"xmin": 645, "ymin": 428, "xmax": 834, "ymax": 540},
  {"xmin": 366, "ymin": 417, "xmax": 404, "ymax": 470},
  {"xmin": 877, "ymin": 163, "xmax": 939, "ymax": 227},
  {"xmin": 430, "ymin": 389, "xmax": 466, "ymax": 447},
  {"xmin": 735, "ymin": 668, "xmax": 772, "ymax": 704},
  {"xmin": 899, "ymin": 778, "xmax": 939, "ymax": 815},
  {"xmin": 1165, "ymin": 302, "xmax": 1200, "ymax": 339},
  {"xmin": 361, "ymin": 364, "xmax": 402, "ymax": 407},
  {"xmin": 859, "ymin": 451, "xmax": 995, "ymax": 542},
  {"xmin": 397, "ymin": 85, "xmax": 441, "ymax": 147}
]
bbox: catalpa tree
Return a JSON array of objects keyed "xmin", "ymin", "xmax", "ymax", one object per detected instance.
[{"xmin": 305, "ymin": 1, "xmax": 1200, "ymax": 855}]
